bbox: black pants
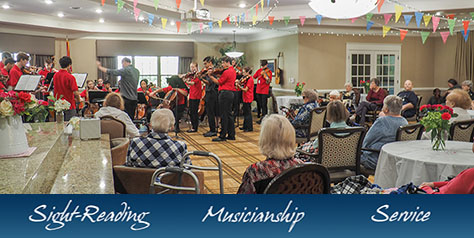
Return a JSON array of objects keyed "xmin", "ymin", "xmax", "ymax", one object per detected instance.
[
  {"xmin": 233, "ymin": 91, "xmax": 242, "ymax": 117},
  {"xmin": 256, "ymin": 93, "xmax": 268, "ymax": 118},
  {"xmin": 242, "ymin": 102, "xmax": 253, "ymax": 131},
  {"xmin": 219, "ymin": 90, "xmax": 235, "ymax": 139},
  {"xmin": 189, "ymin": 99, "xmax": 200, "ymax": 130},
  {"xmin": 173, "ymin": 104, "xmax": 185, "ymax": 131},
  {"xmin": 123, "ymin": 98, "xmax": 137, "ymax": 120},
  {"xmin": 205, "ymin": 93, "xmax": 218, "ymax": 132},
  {"xmin": 355, "ymin": 101, "xmax": 379, "ymax": 125}
]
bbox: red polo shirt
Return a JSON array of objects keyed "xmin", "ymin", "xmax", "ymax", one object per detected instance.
[
  {"xmin": 254, "ymin": 68, "xmax": 272, "ymax": 95},
  {"xmin": 189, "ymin": 77, "xmax": 202, "ymax": 100},
  {"xmin": 218, "ymin": 66, "xmax": 236, "ymax": 92},
  {"xmin": 8, "ymin": 65, "xmax": 23, "ymax": 88},
  {"xmin": 53, "ymin": 69, "xmax": 78, "ymax": 109},
  {"xmin": 0, "ymin": 62, "xmax": 4, "ymax": 69},
  {"xmin": 1, "ymin": 67, "xmax": 8, "ymax": 76},
  {"xmin": 242, "ymin": 77, "xmax": 255, "ymax": 103},
  {"xmin": 137, "ymin": 87, "xmax": 152, "ymax": 93},
  {"xmin": 38, "ymin": 68, "xmax": 52, "ymax": 78},
  {"xmin": 163, "ymin": 86, "xmax": 186, "ymax": 105}
]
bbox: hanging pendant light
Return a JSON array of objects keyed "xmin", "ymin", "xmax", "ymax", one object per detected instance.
[
  {"xmin": 226, "ymin": 30, "xmax": 244, "ymax": 58},
  {"xmin": 308, "ymin": 0, "xmax": 378, "ymax": 19}
]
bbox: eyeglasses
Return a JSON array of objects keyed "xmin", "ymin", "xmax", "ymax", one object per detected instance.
[{"xmin": 302, "ymin": 96, "xmax": 306, "ymax": 99}]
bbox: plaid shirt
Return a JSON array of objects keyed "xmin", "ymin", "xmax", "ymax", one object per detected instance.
[{"xmin": 126, "ymin": 132, "xmax": 190, "ymax": 168}]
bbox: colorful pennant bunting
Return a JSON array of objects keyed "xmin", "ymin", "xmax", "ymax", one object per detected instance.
[
  {"xmin": 148, "ymin": 14, "xmax": 154, "ymax": 26},
  {"xmin": 261, "ymin": 0, "xmax": 264, "ymax": 9},
  {"xmin": 300, "ymin": 16, "xmax": 306, "ymax": 26},
  {"xmin": 423, "ymin": 15, "xmax": 432, "ymax": 26},
  {"xmin": 395, "ymin": 5, "xmax": 403, "ymax": 22},
  {"xmin": 463, "ymin": 21, "xmax": 470, "ymax": 36},
  {"xmin": 351, "ymin": 18, "xmax": 357, "ymax": 24},
  {"xmin": 154, "ymin": 0, "xmax": 159, "ymax": 10},
  {"xmin": 200, "ymin": 0, "xmax": 205, "ymax": 6},
  {"xmin": 268, "ymin": 16, "xmax": 275, "ymax": 25},
  {"xmin": 384, "ymin": 14, "xmax": 392, "ymax": 25},
  {"xmin": 176, "ymin": 0, "xmax": 181, "ymax": 9},
  {"xmin": 471, "ymin": 12, "xmax": 474, "ymax": 20},
  {"xmin": 117, "ymin": 0, "xmax": 124, "ymax": 13},
  {"xmin": 420, "ymin": 31, "xmax": 430, "ymax": 44},
  {"xmin": 403, "ymin": 15, "xmax": 413, "ymax": 26},
  {"xmin": 133, "ymin": 0, "xmax": 138, "ymax": 8},
  {"xmin": 208, "ymin": 22, "xmax": 213, "ymax": 31},
  {"xmin": 284, "ymin": 16, "xmax": 290, "ymax": 26},
  {"xmin": 383, "ymin": 26, "xmax": 391, "ymax": 37},
  {"xmin": 447, "ymin": 14, "xmax": 455, "ymax": 19},
  {"xmin": 256, "ymin": 4, "xmax": 259, "ymax": 15},
  {"xmin": 399, "ymin": 29, "xmax": 408, "ymax": 41},
  {"xmin": 366, "ymin": 13, "xmax": 373, "ymax": 22},
  {"xmin": 101, "ymin": 0, "xmax": 106, "ymax": 6},
  {"xmin": 267, "ymin": 0, "xmax": 270, "ymax": 7},
  {"xmin": 176, "ymin": 21, "xmax": 181, "ymax": 33},
  {"xmin": 187, "ymin": 22, "xmax": 192, "ymax": 32},
  {"xmin": 432, "ymin": 16, "xmax": 440, "ymax": 33},
  {"xmin": 226, "ymin": 16, "xmax": 230, "ymax": 24},
  {"xmin": 448, "ymin": 18, "xmax": 456, "ymax": 35},
  {"xmin": 367, "ymin": 21, "xmax": 374, "ymax": 31},
  {"xmin": 377, "ymin": 0, "xmax": 385, "ymax": 12},
  {"xmin": 161, "ymin": 18, "xmax": 167, "ymax": 29},
  {"xmin": 134, "ymin": 8, "xmax": 141, "ymax": 21},
  {"xmin": 252, "ymin": 16, "xmax": 257, "ymax": 25},
  {"xmin": 414, "ymin": 12, "xmax": 423, "ymax": 27},
  {"xmin": 199, "ymin": 23, "xmax": 203, "ymax": 33},
  {"xmin": 461, "ymin": 30, "xmax": 470, "ymax": 42},
  {"xmin": 439, "ymin": 31, "xmax": 449, "ymax": 44},
  {"xmin": 316, "ymin": 15, "xmax": 322, "ymax": 25}
]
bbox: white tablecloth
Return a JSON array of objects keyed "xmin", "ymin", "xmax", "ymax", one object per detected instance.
[
  {"xmin": 374, "ymin": 140, "xmax": 474, "ymax": 188},
  {"xmin": 276, "ymin": 96, "xmax": 303, "ymax": 114},
  {"xmin": 468, "ymin": 110, "xmax": 474, "ymax": 119}
]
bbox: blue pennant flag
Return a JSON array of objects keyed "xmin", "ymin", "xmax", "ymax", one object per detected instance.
[
  {"xmin": 115, "ymin": 0, "xmax": 118, "ymax": 3},
  {"xmin": 267, "ymin": 0, "xmax": 270, "ymax": 7},
  {"xmin": 462, "ymin": 29, "xmax": 470, "ymax": 42},
  {"xmin": 148, "ymin": 14, "xmax": 154, "ymax": 26},
  {"xmin": 208, "ymin": 22, "xmax": 213, "ymax": 31},
  {"xmin": 367, "ymin": 21, "xmax": 374, "ymax": 31},
  {"xmin": 403, "ymin": 15, "xmax": 413, "ymax": 26},
  {"xmin": 242, "ymin": 13, "xmax": 245, "ymax": 23},
  {"xmin": 316, "ymin": 14, "xmax": 322, "ymax": 25},
  {"xmin": 415, "ymin": 12, "xmax": 423, "ymax": 27}
]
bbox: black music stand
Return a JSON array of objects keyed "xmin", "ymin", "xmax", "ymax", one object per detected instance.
[
  {"xmin": 168, "ymin": 76, "xmax": 185, "ymax": 140},
  {"xmin": 137, "ymin": 92, "xmax": 148, "ymax": 105},
  {"xmin": 88, "ymin": 90, "xmax": 109, "ymax": 107}
]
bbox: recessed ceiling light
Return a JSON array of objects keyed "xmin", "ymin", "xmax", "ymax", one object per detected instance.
[
  {"xmin": 138, "ymin": 16, "xmax": 144, "ymax": 21},
  {"xmin": 170, "ymin": 21, "xmax": 176, "ymax": 26},
  {"xmin": 57, "ymin": 12, "xmax": 64, "ymax": 17},
  {"xmin": 44, "ymin": 0, "xmax": 53, "ymax": 5},
  {"xmin": 238, "ymin": 3, "xmax": 246, "ymax": 8},
  {"xmin": 99, "ymin": 18, "xmax": 105, "ymax": 23},
  {"xmin": 2, "ymin": 4, "xmax": 10, "ymax": 9},
  {"xmin": 96, "ymin": 9, "xmax": 103, "ymax": 14}
]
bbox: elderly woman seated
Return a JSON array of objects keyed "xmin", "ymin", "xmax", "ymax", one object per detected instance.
[
  {"xmin": 420, "ymin": 168, "xmax": 474, "ymax": 194},
  {"xmin": 291, "ymin": 89, "xmax": 319, "ymax": 138},
  {"xmin": 446, "ymin": 89, "xmax": 473, "ymax": 120},
  {"xmin": 126, "ymin": 108, "xmax": 190, "ymax": 168},
  {"xmin": 360, "ymin": 95, "xmax": 408, "ymax": 170},
  {"xmin": 95, "ymin": 93, "xmax": 140, "ymax": 137},
  {"xmin": 351, "ymin": 78, "xmax": 387, "ymax": 125},
  {"xmin": 237, "ymin": 114, "xmax": 304, "ymax": 194}
]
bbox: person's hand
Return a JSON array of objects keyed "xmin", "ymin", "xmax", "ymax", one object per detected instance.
[
  {"xmin": 96, "ymin": 61, "xmax": 102, "ymax": 67},
  {"xmin": 420, "ymin": 182, "xmax": 434, "ymax": 188}
]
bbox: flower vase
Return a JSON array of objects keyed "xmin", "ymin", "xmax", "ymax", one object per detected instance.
[
  {"xmin": 56, "ymin": 111, "xmax": 64, "ymax": 125},
  {"xmin": 431, "ymin": 128, "xmax": 448, "ymax": 151},
  {"xmin": 0, "ymin": 115, "xmax": 29, "ymax": 157}
]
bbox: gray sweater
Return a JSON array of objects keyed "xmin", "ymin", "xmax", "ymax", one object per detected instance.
[{"xmin": 107, "ymin": 65, "xmax": 139, "ymax": 101}]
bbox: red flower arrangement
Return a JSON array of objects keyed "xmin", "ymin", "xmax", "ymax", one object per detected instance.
[
  {"xmin": 419, "ymin": 104, "xmax": 458, "ymax": 151},
  {"xmin": 295, "ymin": 82, "xmax": 306, "ymax": 97},
  {"xmin": 0, "ymin": 91, "xmax": 50, "ymax": 122}
]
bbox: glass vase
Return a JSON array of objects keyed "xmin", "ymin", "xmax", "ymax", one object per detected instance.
[
  {"xmin": 431, "ymin": 128, "xmax": 448, "ymax": 151},
  {"xmin": 56, "ymin": 111, "xmax": 64, "ymax": 125}
]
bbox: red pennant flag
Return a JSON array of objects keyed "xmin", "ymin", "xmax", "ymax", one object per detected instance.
[
  {"xmin": 399, "ymin": 29, "xmax": 408, "ymax": 41},
  {"xmin": 101, "ymin": 0, "xmax": 106, "ymax": 6},
  {"xmin": 440, "ymin": 31, "xmax": 450, "ymax": 44},
  {"xmin": 268, "ymin": 16, "xmax": 275, "ymax": 25},
  {"xmin": 377, "ymin": 0, "xmax": 385, "ymax": 12},
  {"xmin": 384, "ymin": 14, "xmax": 392, "ymax": 24},
  {"xmin": 176, "ymin": 0, "xmax": 181, "ymax": 9},
  {"xmin": 256, "ymin": 4, "xmax": 259, "ymax": 15},
  {"xmin": 351, "ymin": 18, "xmax": 357, "ymax": 23},
  {"xmin": 226, "ymin": 16, "xmax": 230, "ymax": 24},
  {"xmin": 133, "ymin": 0, "xmax": 138, "ymax": 8},
  {"xmin": 176, "ymin": 21, "xmax": 181, "ymax": 33},
  {"xmin": 447, "ymin": 14, "xmax": 455, "ymax": 19},
  {"xmin": 300, "ymin": 16, "xmax": 306, "ymax": 26},
  {"xmin": 463, "ymin": 20, "xmax": 470, "ymax": 35}
]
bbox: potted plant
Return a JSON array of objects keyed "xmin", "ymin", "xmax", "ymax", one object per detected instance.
[
  {"xmin": 47, "ymin": 95, "xmax": 71, "ymax": 124},
  {"xmin": 419, "ymin": 104, "xmax": 457, "ymax": 151}
]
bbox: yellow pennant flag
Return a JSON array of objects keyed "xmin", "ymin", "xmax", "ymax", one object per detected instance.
[
  {"xmin": 252, "ymin": 15, "xmax": 257, "ymax": 25},
  {"xmin": 161, "ymin": 18, "xmax": 168, "ymax": 29},
  {"xmin": 200, "ymin": 0, "xmax": 204, "ymax": 6},
  {"xmin": 218, "ymin": 20, "xmax": 222, "ymax": 28},
  {"xmin": 395, "ymin": 5, "xmax": 403, "ymax": 22},
  {"xmin": 261, "ymin": 0, "xmax": 264, "ymax": 9},
  {"xmin": 383, "ymin": 26, "xmax": 391, "ymax": 37},
  {"xmin": 423, "ymin": 15, "xmax": 432, "ymax": 26}
]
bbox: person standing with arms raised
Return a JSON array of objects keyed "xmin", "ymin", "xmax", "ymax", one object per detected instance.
[
  {"xmin": 97, "ymin": 57, "xmax": 139, "ymax": 120},
  {"xmin": 208, "ymin": 57, "xmax": 236, "ymax": 142},
  {"xmin": 253, "ymin": 60, "xmax": 272, "ymax": 124}
]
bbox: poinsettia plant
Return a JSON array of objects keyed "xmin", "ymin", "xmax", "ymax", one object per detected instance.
[
  {"xmin": 295, "ymin": 82, "xmax": 305, "ymax": 97},
  {"xmin": 419, "ymin": 104, "xmax": 458, "ymax": 151},
  {"xmin": 0, "ymin": 90, "xmax": 49, "ymax": 122}
]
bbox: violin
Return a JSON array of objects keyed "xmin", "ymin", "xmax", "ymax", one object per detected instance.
[
  {"xmin": 157, "ymin": 89, "xmax": 178, "ymax": 110},
  {"xmin": 236, "ymin": 75, "xmax": 251, "ymax": 90},
  {"xmin": 22, "ymin": 66, "xmax": 39, "ymax": 75},
  {"xmin": 262, "ymin": 68, "xmax": 272, "ymax": 84},
  {"xmin": 280, "ymin": 106, "xmax": 296, "ymax": 121}
]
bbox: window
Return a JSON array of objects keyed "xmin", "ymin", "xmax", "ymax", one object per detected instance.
[{"xmin": 116, "ymin": 56, "xmax": 179, "ymax": 88}]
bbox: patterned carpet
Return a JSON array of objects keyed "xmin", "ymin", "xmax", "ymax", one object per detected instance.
[{"xmin": 178, "ymin": 116, "xmax": 265, "ymax": 194}]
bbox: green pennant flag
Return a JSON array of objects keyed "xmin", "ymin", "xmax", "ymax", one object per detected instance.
[
  {"xmin": 117, "ymin": 0, "xmax": 124, "ymax": 13},
  {"xmin": 420, "ymin": 31, "xmax": 430, "ymax": 44},
  {"xmin": 470, "ymin": 12, "xmax": 474, "ymax": 20},
  {"xmin": 284, "ymin": 16, "xmax": 290, "ymax": 26},
  {"xmin": 366, "ymin": 13, "xmax": 373, "ymax": 22},
  {"xmin": 154, "ymin": 0, "xmax": 159, "ymax": 10},
  {"xmin": 250, "ymin": 7, "xmax": 254, "ymax": 17},
  {"xmin": 187, "ymin": 22, "xmax": 192, "ymax": 32},
  {"xmin": 448, "ymin": 18, "xmax": 456, "ymax": 35}
]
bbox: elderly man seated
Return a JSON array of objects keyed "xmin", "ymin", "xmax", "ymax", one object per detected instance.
[
  {"xmin": 397, "ymin": 80, "xmax": 418, "ymax": 118},
  {"xmin": 126, "ymin": 108, "xmax": 190, "ymax": 168},
  {"xmin": 291, "ymin": 89, "xmax": 319, "ymax": 138}
]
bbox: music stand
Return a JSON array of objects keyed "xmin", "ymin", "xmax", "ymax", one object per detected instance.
[
  {"xmin": 137, "ymin": 92, "xmax": 148, "ymax": 105},
  {"xmin": 88, "ymin": 90, "xmax": 109, "ymax": 107},
  {"xmin": 72, "ymin": 73, "xmax": 88, "ymax": 88},
  {"xmin": 44, "ymin": 72, "xmax": 55, "ymax": 85},
  {"xmin": 168, "ymin": 76, "xmax": 185, "ymax": 140},
  {"xmin": 14, "ymin": 75, "xmax": 42, "ymax": 92}
]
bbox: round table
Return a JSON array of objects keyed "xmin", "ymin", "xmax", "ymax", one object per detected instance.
[
  {"xmin": 374, "ymin": 140, "xmax": 474, "ymax": 188},
  {"xmin": 275, "ymin": 96, "xmax": 303, "ymax": 114}
]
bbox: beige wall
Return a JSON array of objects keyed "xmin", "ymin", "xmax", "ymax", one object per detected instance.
[
  {"xmin": 55, "ymin": 39, "xmax": 98, "ymax": 85},
  {"xmin": 193, "ymin": 42, "xmax": 230, "ymax": 68},
  {"xmin": 433, "ymin": 36, "xmax": 457, "ymax": 87}
]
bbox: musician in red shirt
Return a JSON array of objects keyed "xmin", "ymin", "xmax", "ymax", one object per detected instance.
[
  {"xmin": 53, "ymin": 56, "xmax": 80, "ymax": 121},
  {"xmin": 238, "ymin": 67, "xmax": 255, "ymax": 132},
  {"xmin": 150, "ymin": 84, "xmax": 188, "ymax": 132},
  {"xmin": 137, "ymin": 79, "xmax": 152, "ymax": 95},
  {"xmin": 183, "ymin": 62, "xmax": 202, "ymax": 133},
  {"xmin": 208, "ymin": 57, "xmax": 236, "ymax": 142},
  {"xmin": 253, "ymin": 60, "xmax": 272, "ymax": 124},
  {"xmin": 0, "ymin": 52, "xmax": 12, "ymax": 69},
  {"xmin": 38, "ymin": 58, "xmax": 57, "ymax": 78},
  {"xmin": 102, "ymin": 80, "xmax": 113, "ymax": 93},
  {"xmin": 0, "ymin": 58, "xmax": 15, "ymax": 90},
  {"xmin": 8, "ymin": 52, "xmax": 29, "ymax": 90}
]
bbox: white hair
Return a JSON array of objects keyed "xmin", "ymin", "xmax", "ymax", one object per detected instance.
[
  {"xmin": 462, "ymin": 80, "xmax": 472, "ymax": 89},
  {"xmin": 344, "ymin": 82, "xmax": 353, "ymax": 88},
  {"xmin": 329, "ymin": 90, "xmax": 340, "ymax": 96},
  {"xmin": 383, "ymin": 95, "xmax": 403, "ymax": 115},
  {"xmin": 150, "ymin": 109, "xmax": 175, "ymax": 133}
]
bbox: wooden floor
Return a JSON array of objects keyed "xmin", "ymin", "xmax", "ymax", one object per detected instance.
[{"xmin": 178, "ymin": 116, "xmax": 264, "ymax": 194}]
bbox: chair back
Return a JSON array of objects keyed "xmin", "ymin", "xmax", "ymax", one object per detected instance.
[
  {"xmin": 415, "ymin": 95, "xmax": 423, "ymax": 121},
  {"xmin": 396, "ymin": 124, "xmax": 424, "ymax": 141},
  {"xmin": 307, "ymin": 107, "xmax": 327, "ymax": 140},
  {"xmin": 449, "ymin": 119, "xmax": 474, "ymax": 142},
  {"xmin": 318, "ymin": 127, "xmax": 366, "ymax": 174},
  {"xmin": 100, "ymin": 115, "xmax": 126, "ymax": 139},
  {"xmin": 110, "ymin": 138, "xmax": 130, "ymax": 166},
  {"xmin": 113, "ymin": 165, "xmax": 205, "ymax": 194},
  {"xmin": 264, "ymin": 163, "xmax": 330, "ymax": 194}
]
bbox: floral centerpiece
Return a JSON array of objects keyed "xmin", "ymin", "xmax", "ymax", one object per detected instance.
[
  {"xmin": 47, "ymin": 95, "xmax": 71, "ymax": 124},
  {"xmin": 419, "ymin": 104, "xmax": 457, "ymax": 151},
  {"xmin": 295, "ymin": 82, "xmax": 305, "ymax": 97},
  {"xmin": 360, "ymin": 80, "xmax": 370, "ymax": 93}
]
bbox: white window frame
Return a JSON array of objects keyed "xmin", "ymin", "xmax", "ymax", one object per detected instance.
[{"xmin": 346, "ymin": 43, "xmax": 402, "ymax": 95}]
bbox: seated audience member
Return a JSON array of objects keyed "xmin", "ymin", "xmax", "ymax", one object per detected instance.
[
  {"xmin": 237, "ymin": 114, "xmax": 304, "ymax": 194},
  {"xmin": 95, "ymin": 93, "xmax": 139, "ymax": 137},
  {"xmin": 126, "ymin": 108, "xmax": 190, "ymax": 168},
  {"xmin": 420, "ymin": 168, "xmax": 474, "ymax": 194},
  {"xmin": 397, "ymin": 80, "xmax": 418, "ymax": 118},
  {"xmin": 291, "ymin": 89, "xmax": 319, "ymax": 138},
  {"xmin": 351, "ymin": 78, "xmax": 387, "ymax": 125},
  {"xmin": 445, "ymin": 89, "xmax": 472, "ymax": 122},
  {"xmin": 442, "ymin": 78, "xmax": 462, "ymax": 102},
  {"xmin": 296, "ymin": 100, "xmax": 350, "ymax": 160},
  {"xmin": 343, "ymin": 82, "xmax": 360, "ymax": 111},
  {"xmin": 461, "ymin": 80, "xmax": 474, "ymax": 100},
  {"xmin": 361, "ymin": 96, "xmax": 408, "ymax": 170},
  {"xmin": 329, "ymin": 90, "xmax": 341, "ymax": 101},
  {"xmin": 427, "ymin": 88, "xmax": 443, "ymax": 105}
]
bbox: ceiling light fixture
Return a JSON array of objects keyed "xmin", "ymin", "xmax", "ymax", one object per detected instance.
[
  {"xmin": 99, "ymin": 18, "xmax": 105, "ymax": 23},
  {"xmin": 170, "ymin": 21, "xmax": 176, "ymax": 26},
  {"xmin": 57, "ymin": 12, "xmax": 64, "ymax": 17},
  {"xmin": 44, "ymin": 0, "xmax": 53, "ymax": 4},
  {"xmin": 308, "ymin": 0, "xmax": 378, "ymax": 19},
  {"xmin": 96, "ymin": 9, "xmax": 103, "ymax": 14},
  {"xmin": 238, "ymin": 3, "xmax": 247, "ymax": 8},
  {"xmin": 225, "ymin": 30, "xmax": 244, "ymax": 58},
  {"xmin": 2, "ymin": 4, "xmax": 10, "ymax": 9}
]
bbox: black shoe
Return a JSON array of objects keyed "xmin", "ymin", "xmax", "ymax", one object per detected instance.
[
  {"xmin": 239, "ymin": 127, "xmax": 245, "ymax": 130},
  {"xmin": 204, "ymin": 131, "xmax": 217, "ymax": 137},
  {"xmin": 256, "ymin": 120, "xmax": 262, "ymax": 125},
  {"xmin": 244, "ymin": 129, "xmax": 253, "ymax": 132},
  {"xmin": 227, "ymin": 136, "xmax": 236, "ymax": 140},
  {"xmin": 187, "ymin": 129, "xmax": 198, "ymax": 133},
  {"xmin": 212, "ymin": 137, "xmax": 227, "ymax": 142}
]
